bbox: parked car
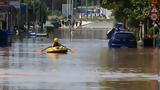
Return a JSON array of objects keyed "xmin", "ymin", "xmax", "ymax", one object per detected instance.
[
  {"xmin": 50, "ymin": 18, "xmax": 61, "ymax": 28},
  {"xmin": 0, "ymin": 30, "xmax": 11, "ymax": 47},
  {"xmin": 108, "ymin": 31, "xmax": 137, "ymax": 48}
]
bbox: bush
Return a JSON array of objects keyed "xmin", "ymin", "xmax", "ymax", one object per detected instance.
[{"xmin": 156, "ymin": 34, "xmax": 160, "ymax": 40}]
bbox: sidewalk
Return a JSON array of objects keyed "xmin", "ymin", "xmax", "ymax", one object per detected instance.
[
  {"xmin": 81, "ymin": 21, "xmax": 92, "ymax": 26},
  {"xmin": 60, "ymin": 21, "xmax": 92, "ymax": 29}
]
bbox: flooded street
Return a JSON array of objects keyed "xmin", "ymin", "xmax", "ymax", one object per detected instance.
[{"xmin": 0, "ymin": 29, "xmax": 159, "ymax": 90}]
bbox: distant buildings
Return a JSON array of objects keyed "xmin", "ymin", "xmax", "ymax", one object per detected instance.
[{"xmin": 0, "ymin": 0, "xmax": 18, "ymax": 30}]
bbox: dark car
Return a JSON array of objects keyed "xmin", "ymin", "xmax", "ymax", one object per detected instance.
[
  {"xmin": 108, "ymin": 31, "xmax": 137, "ymax": 48},
  {"xmin": 0, "ymin": 30, "xmax": 11, "ymax": 47},
  {"xmin": 50, "ymin": 18, "xmax": 61, "ymax": 28}
]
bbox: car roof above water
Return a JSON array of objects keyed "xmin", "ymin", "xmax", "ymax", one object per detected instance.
[
  {"xmin": 114, "ymin": 31, "xmax": 134, "ymax": 34},
  {"xmin": 113, "ymin": 31, "xmax": 136, "ymax": 39}
]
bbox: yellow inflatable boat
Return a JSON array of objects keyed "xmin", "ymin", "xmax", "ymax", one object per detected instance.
[{"xmin": 46, "ymin": 46, "xmax": 68, "ymax": 53}]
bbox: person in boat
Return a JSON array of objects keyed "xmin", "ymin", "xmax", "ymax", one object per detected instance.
[{"xmin": 52, "ymin": 38, "xmax": 61, "ymax": 47}]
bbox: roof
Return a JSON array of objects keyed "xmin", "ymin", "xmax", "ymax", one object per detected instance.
[
  {"xmin": 114, "ymin": 31, "xmax": 134, "ymax": 34},
  {"xmin": 0, "ymin": 4, "xmax": 9, "ymax": 12},
  {"xmin": 44, "ymin": 21, "xmax": 54, "ymax": 27},
  {"xmin": 0, "ymin": 4, "xmax": 9, "ymax": 8},
  {"xmin": 0, "ymin": 5, "xmax": 17, "ymax": 13}
]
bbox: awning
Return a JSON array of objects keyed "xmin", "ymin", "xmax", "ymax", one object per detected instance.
[
  {"xmin": 0, "ymin": 4, "xmax": 9, "ymax": 12},
  {"xmin": 0, "ymin": 5, "xmax": 17, "ymax": 13},
  {"xmin": 0, "ymin": 4, "xmax": 9, "ymax": 9}
]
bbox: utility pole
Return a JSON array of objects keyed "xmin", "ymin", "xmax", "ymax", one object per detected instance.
[
  {"xmin": 86, "ymin": 0, "xmax": 88, "ymax": 18},
  {"xmin": 39, "ymin": 1, "xmax": 43, "ymax": 32},
  {"xmin": 67, "ymin": 0, "xmax": 74, "ymax": 40},
  {"xmin": 71, "ymin": 0, "xmax": 73, "ymax": 21},
  {"xmin": 27, "ymin": 4, "xmax": 29, "ymax": 31},
  {"xmin": 67, "ymin": 0, "xmax": 69, "ymax": 20},
  {"xmin": 74, "ymin": 0, "xmax": 76, "ymax": 8},
  {"xmin": 33, "ymin": 1, "xmax": 35, "ymax": 31},
  {"xmin": 86, "ymin": 0, "xmax": 87, "ymax": 8},
  {"xmin": 52, "ymin": 0, "xmax": 53, "ymax": 16}
]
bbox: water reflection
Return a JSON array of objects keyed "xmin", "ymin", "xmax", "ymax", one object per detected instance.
[
  {"xmin": 0, "ymin": 33, "xmax": 158, "ymax": 89},
  {"xmin": 99, "ymin": 48, "xmax": 159, "ymax": 74},
  {"xmin": 50, "ymin": 29, "xmax": 107, "ymax": 39},
  {"xmin": 99, "ymin": 80, "xmax": 158, "ymax": 90},
  {"xmin": 0, "ymin": 48, "xmax": 10, "ymax": 69},
  {"xmin": 46, "ymin": 53, "xmax": 67, "ymax": 60}
]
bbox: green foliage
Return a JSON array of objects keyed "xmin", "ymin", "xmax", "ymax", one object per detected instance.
[
  {"xmin": 24, "ymin": 0, "xmax": 49, "ymax": 23},
  {"xmin": 156, "ymin": 34, "xmax": 160, "ymax": 40},
  {"xmin": 81, "ymin": 0, "xmax": 96, "ymax": 3},
  {"xmin": 24, "ymin": 0, "xmax": 39, "ymax": 9},
  {"xmin": 48, "ymin": 10, "xmax": 61, "ymax": 16},
  {"xmin": 100, "ymin": 0, "xmax": 151, "ymax": 28}
]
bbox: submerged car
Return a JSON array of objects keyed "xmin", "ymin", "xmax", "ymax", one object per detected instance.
[
  {"xmin": 50, "ymin": 18, "xmax": 61, "ymax": 28},
  {"xmin": 108, "ymin": 31, "xmax": 137, "ymax": 48}
]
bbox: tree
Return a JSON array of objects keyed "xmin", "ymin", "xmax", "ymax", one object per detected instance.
[
  {"xmin": 44, "ymin": 0, "xmax": 66, "ymax": 11},
  {"xmin": 23, "ymin": 0, "xmax": 49, "ymax": 23},
  {"xmin": 78, "ymin": 0, "xmax": 97, "ymax": 6},
  {"xmin": 100, "ymin": 0, "xmax": 151, "ymax": 28}
]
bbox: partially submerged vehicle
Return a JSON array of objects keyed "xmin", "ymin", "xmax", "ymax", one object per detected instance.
[{"xmin": 108, "ymin": 31, "xmax": 137, "ymax": 48}]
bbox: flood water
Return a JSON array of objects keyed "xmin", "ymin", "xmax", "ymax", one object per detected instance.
[{"xmin": 0, "ymin": 29, "xmax": 159, "ymax": 90}]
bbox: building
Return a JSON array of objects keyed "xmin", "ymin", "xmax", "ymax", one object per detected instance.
[
  {"xmin": 0, "ymin": 0, "xmax": 18, "ymax": 46},
  {"xmin": 0, "ymin": 0, "xmax": 18, "ymax": 30}
]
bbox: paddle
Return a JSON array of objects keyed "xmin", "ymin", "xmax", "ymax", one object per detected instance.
[
  {"xmin": 59, "ymin": 43, "xmax": 71, "ymax": 50},
  {"xmin": 41, "ymin": 46, "xmax": 52, "ymax": 52},
  {"xmin": 59, "ymin": 43, "xmax": 77, "ymax": 54},
  {"xmin": 36, "ymin": 45, "xmax": 51, "ymax": 55}
]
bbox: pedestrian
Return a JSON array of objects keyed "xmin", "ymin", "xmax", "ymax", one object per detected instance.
[
  {"xmin": 62, "ymin": 20, "xmax": 65, "ymax": 27},
  {"xmin": 75, "ymin": 21, "xmax": 78, "ymax": 27},
  {"xmin": 72, "ymin": 19, "xmax": 75, "ymax": 28},
  {"xmin": 79, "ymin": 20, "xmax": 82, "ymax": 26}
]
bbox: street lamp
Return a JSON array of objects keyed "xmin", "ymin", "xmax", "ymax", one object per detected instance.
[{"xmin": 66, "ymin": 0, "xmax": 74, "ymax": 39}]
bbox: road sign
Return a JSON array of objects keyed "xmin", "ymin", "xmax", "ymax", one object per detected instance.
[
  {"xmin": 150, "ymin": 13, "xmax": 158, "ymax": 21},
  {"xmin": 151, "ymin": 6, "xmax": 158, "ymax": 13},
  {"xmin": 150, "ymin": 5, "xmax": 159, "ymax": 21},
  {"xmin": 150, "ymin": 0, "xmax": 158, "ymax": 4},
  {"xmin": 20, "ymin": 3, "xmax": 27, "ymax": 13}
]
